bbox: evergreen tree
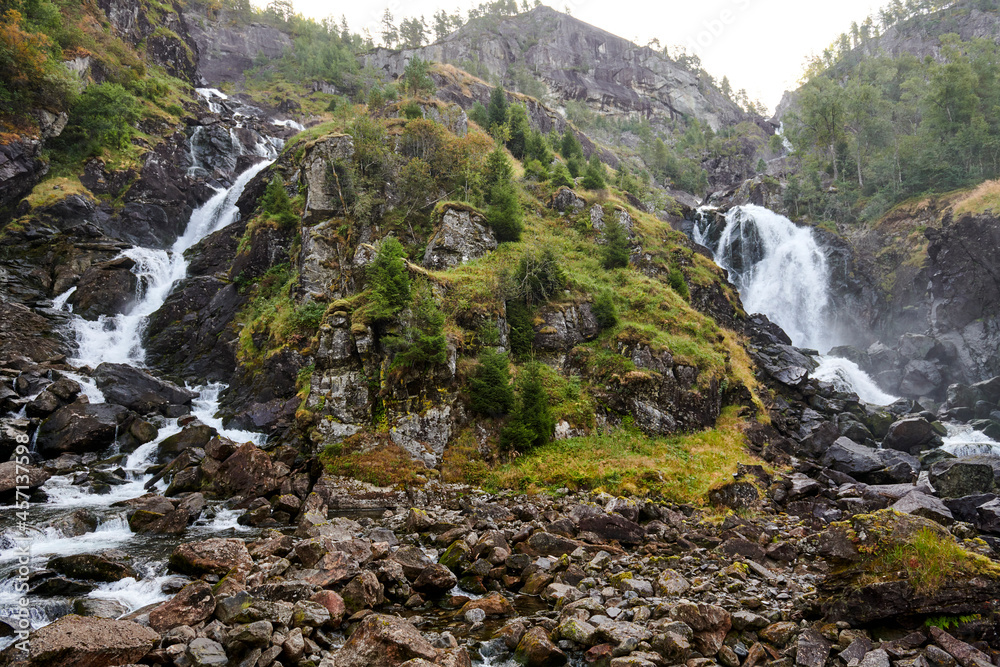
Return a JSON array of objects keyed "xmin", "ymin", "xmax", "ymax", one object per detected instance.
[
  {"xmin": 506, "ymin": 104, "xmax": 530, "ymax": 159},
  {"xmin": 500, "ymin": 362, "xmax": 554, "ymax": 453},
  {"xmin": 550, "ymin": 162, "xmax": 572, "ymax": 188},
  {"xmin": 380, "ymin": 9, "xmax": 397, "ymax": 47},
  {"xmin": 483, "ymin": 143, "xmax": 513, "ymax": 198},
  {"xmin": 367, "ymin": 237, "xmax": 411, "ymax": 321},
  {"xmin": 600, "ymin": 215, "xmax": 630, "ymax": 269},
  {"xmin": 560, "ymin": 128, "xmax": 583, "ymax": 159},
  {"xmin": 260, "ymin": 176, "xmax": 298, "ymax": 228},
  {"xmin": 582, "ymin": 153, "xmax": 606, "ymax": 190},
  {"xmin": 469, "ymin": 101, "xmax": 488, "ymax": 128},
  {"xmin": 506, "ymin": 300, "xmax": 534, "ymax": 359},
  {"xmin": 469, "ymin": 349, "xmax": 514, "ymax": 417},
  {"xmin": 487, "ymin": 84, "xmax": 509, "ymax": 135},
  {"xmin": 486, "ymin": 183, "xmax": 523, "ymax": 242},
  {"xmin": 403, "ymin": 56, "xmax": 435, "ymax": 96}
]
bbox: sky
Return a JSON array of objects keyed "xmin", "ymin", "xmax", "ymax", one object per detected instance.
[{"xmin": 281, "ymin": 0, "xmax": 889, "ymax": 112}]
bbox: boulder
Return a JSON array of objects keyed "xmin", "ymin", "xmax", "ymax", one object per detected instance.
[
  {"xmin": 93, "ymin": 362, "xmax": 197, "ymax": 414},
  {"xmin": 412, "ymin": 563, "xmax": 458, "ymax": 597},
  {"xmin": 341, "ymin": 571, "xmax": 384, "ymax": 613},
  {"xmin": 929, "ymin": 459, "xmax": 995, "ymax": 498},
  {"xmin": 0, "ymin": 461, "xmax": 49, "ymax": 498},
  {"xmin": 329, "ymin": 614, "xmax": 438, "ymax": 667},
  {"xmin": 36, "ymin": 403, "xmax": 131, "ymax": 456},
  {"xmin": 207, "ymin": 442, "xmax": 277, "ymax": 499},
  {"xmin": 515, "ymin": 626, "xmax": 567, "ymax": 667},
  {"xmin": 25, "ymin": 390, "xmax": 61, "ymax": 418},
  {"xmin": 0, "ymin": 614, "xmax": 158, "ymax": 667},
  {"xmin": 891, "ymin": 490, "xmax": 954, "ymax": 524},
  {"xmin": 149, "ymin": 581, "xmax": 216, "ymax": 631},
  {"xmin": 67, "ymin": 258, "xmax": 139, "ymax": 319},
  {"xmin": 796, "ymin": 628, "xmax": 832, "ymax": 667},
  {"xmin": 882, "ymin": 417, "xmax": 942, "ymax": 454},
  {"xmin": 670, "ymin": 603, "xmax": 731, "ymax": 656},
  {"xmin": 169, "ymin": 538, "xmax": 253, "ymax": 577},
  {"xmin": 577, "ymin": 513, "xmax": 643, "ymax": 545},
  {"xmin": 46, "ymin": 554, "xmax": 135, "ymax": 582},
  {"xmin": 390, "ymin": 545, "xmax": 434, "ymax": 580},
  {"xmin": 186, "ymin": 637, "xmax": 227, "ymax": 667},
  {"xmin": 422, "ymin": 206, "xmax": 497, "ymax": 270},
  {"xmin": 157, "ymin": 422, "xmax": 216, "ymax": 462},
  {"xmin": 550, "ymin": 187, "xmax": 585, "ymax": 213}
]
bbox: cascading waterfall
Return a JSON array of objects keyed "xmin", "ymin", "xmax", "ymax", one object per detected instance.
[
  {"xmin": 694, "ymin": 204, "xmax": 898, "ymax": 406},
  {"xmin": 1, "ymin": 157, "xmax": 277, "ymax": 642}
]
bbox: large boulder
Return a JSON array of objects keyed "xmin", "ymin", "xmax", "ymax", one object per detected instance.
[
  {"xmin": 94, "ymin": 362, "xmax": 196, "ymax": 415},
  {"xmin": 206, "ymin": 442, "xmax": 277, "ymax": 499},
  {"xmin": 0, "ymin": 461, "xmax": 49, "ymax": 498},
  {"xmin": 0, "ymin": 614, "xmax": 158, "ymax": 667},
  {"xmin": 169, "ymin": 538, "xmax": 253, "ymax": 578},
  {"xmin": 549, "ymin": 187, "xmax": 585, "ymax": 213},
  {"xmin": 149, "ymin": 581, "xmax": 216, "ymax": 631},
  {"xmin": 929, "ymin": 459, "xmax": 996, "ymax": 498},
  {"xmin": 821, "ymin": 437, "xmax": 882, "ymax": 477},
  {"xmin": 329, "ymin": 614, "xmax": 437, "ymax": 667},
  {"xmin": 36, "ymin": 403, "xmax": 132, "ymax": 457},
  {"xmin": 882, "ymin": 417, "xmax": 942, "ymax": 454},
  {"xmin": 67, "ymin": 257, "xmax": 139, "ymax": 319},
  {"xmin": 422, "ymin": 205, "xmax": 497, "ymax": 270},
  {"xmin": 815, "ymin": 509, "xmax": 1000, "ymax": 625}
]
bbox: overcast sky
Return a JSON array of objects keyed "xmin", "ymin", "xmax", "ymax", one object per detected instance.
[{"xmin": 281, "ymin": 0, "xmax": 889, "ymax": 111}]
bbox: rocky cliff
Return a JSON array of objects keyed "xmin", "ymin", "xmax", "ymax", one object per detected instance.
[{"xmin": 363, "ymin": 6, "xmax": 749, "ymax": 132}]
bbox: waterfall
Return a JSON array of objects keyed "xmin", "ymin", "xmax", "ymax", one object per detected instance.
[
  {"xmin": 813, "ymin": 356, "xmax": 898, "ymax": 406},
  {"xmin": 70, "ymin": 160, "xmax": 272, "ymax": 368},
  {"xmin": 697, "ymin": 204, "xmax": 832, "ymax": 351}
]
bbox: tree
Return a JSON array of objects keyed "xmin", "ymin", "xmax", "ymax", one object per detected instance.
[
  {"xmin": 500, "ymin": 362, "xmax": 554, "ymax": 453},
  {"xmin": 432, "ymin": 10, "xmax": 450, "ymax": 40},
  {"xmin": 600, "ymin": 215, "xmax": 630, "ymax": 269},
  {"xmin": 469, "ymin": 349, "xmax": 514, "ymax": 417},
  {"xmin": 69, "ymin": 83, "xmax": 141, "ymax": 151},
  {"xmin": 367, "ymin": 237, "xmax": 411, "ymax": 321},
  {"xmin": 582, "ymin": 154, "xmax": 606, "ymax": 190},
  {"xmin": 550, "ymin": 162, "xmax": 572, "ymax": 188},
  {"xmin": 483, "ymin": 142, "xmax": 513, "ymax": 198},
  {"xmin": 403, "ymin": 56, "xmax": 435, "ymax": 96},
  {"xmin": 380, "ymin": 9, "xmax": 397, "ymax": 47},
  {"xmin": 506, "ymin": 104, "xmax": 530, "ymax": 159},
  {"xmin": 469, "ymin": 101, "xmax": 488, "ymax": 128},
  {"xmin": 795, "ymin": 76, "xmax": 846, "ymax": 181},
  {"xmin": 384, "ymin": 287, "xmax": 447, "ymax": 370},
  {"xmin": 487, "ymin": 183, "xmax": 523, "ymax": 242},
  {"xmin": 511, "ymin": 248, "xmax": 566, "ymax": 304},
  {"xmin": 560, "ymin": 129, "xmax": 583, "ymax": 159},
  {"xmin": 398, "ymin": 16, "xmax": 427, "ymax": 48},
  {"xmin": 260, "ymin": 176, "xmax": 298, "ymax": 228},
  {"xmin": 486, "ymin": 84, "xmax": 509, "ymax": 135}
]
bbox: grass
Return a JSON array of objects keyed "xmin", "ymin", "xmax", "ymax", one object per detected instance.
[
  {"xmin": 24, "ymin": 177, "xmax": 93, "ymax": 209},
  {"xmin": 482, "ymin": 406, "xmax": 764, "ymax": 502},
  {"xmin": 953, "ymin": 179, "xmax": 1000, "ymax": 218},
  {"xmin": 319, "ymin": 436, "xmax": 426, "ymax": 488},
  {"xmin": 860, "ymin": 526, "xmax": 1000, "ymax": 595}
]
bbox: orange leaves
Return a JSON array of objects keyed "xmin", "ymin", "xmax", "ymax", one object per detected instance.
[{"xmin": 0, "ymin": 9, "xmax": 54, "ymax": 86}]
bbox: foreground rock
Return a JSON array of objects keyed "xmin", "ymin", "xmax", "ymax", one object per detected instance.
[
  {"xmin": 0, "ymin": 614, "xmax": 159, "ymax": 667},
  {"xmin": 330, "ymin": 614, "xmax": 438, "ymax": 667}
]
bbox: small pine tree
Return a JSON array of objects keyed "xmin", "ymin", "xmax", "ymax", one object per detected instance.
[
  {"xmin": 487, "ymin": 183, "xmax": 523, "ymax": 242},
  {"xmin": 560, "ymin": 128, "xmax": 583, "ymax": 159},
  {"xmin": 469, "ymin": 101, "xmax": 488, "ymax": 128},
  {"xmin": 487, "ymin": 84, "xmax": 509, "ymax": 135},
  {"xmin": 550, "ymin": 162, "xmax": 572, "ymax": 188},
  {"xmin": 500, "ymin": 362, "xmax": 554, "ymax": 453},
  {"xmin": 601, "ymin": 216, "xmax": 630, "ymax": 269},
  {"xmin": 403, "ymin": 56, "xmax": 435, "ymax": 96},
  {"xmin": 667, "ymin": 266, "xmax": 690, "ymax": 301},
  {"xmin": 260, "ymin": 176, "xmax": 298, "ymax": 228},
  {"xmin": 582, "ymin": 154, "xmax": 606, "ymax": 190},
  {"xmin": 367, "ymin": 237, "xmax": 411, "ymax": 321},
  {"xmin": 483, "ymin": 143, "xmax": 514, "ymax": 199},
  {"xmin": 592, "ymin": 291, "xmax": 617, "ymax": 329},
  {"xmin": 385, "ymin": 288, "xmax": 447, "ymax": 370},
  {"xmin": 506, "ymin": 300, "xmax": 534, "ymax": 359},
  {"xmin": 469, "ymin": 349, "xmax": 514, "ymax": 417},
  {"xmin": 567, "ymin": 155, "xmax": 584, "ymax": 178}
]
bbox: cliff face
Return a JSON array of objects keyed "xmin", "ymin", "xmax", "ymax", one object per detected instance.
[{"xmin": 363, "ymin": 6, "xmax": 748, "ymax": 131}]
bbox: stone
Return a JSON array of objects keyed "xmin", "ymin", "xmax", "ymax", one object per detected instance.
[
  {"xmin": 169, "ymin": 538, "xmax": 253, "ymax": 577},
  {"xmin": 25, "ymin": 390, "xmax": 61, "ymax": 418},
  {"xmin": 521, "ymin": 531, "xmax": 585, "ymax": 557},
  {"xmin": 93, "ymin": 362, "xmax": 196, "ymax": 414},
  {"xmin": 670, "ymin": 603, "xmax": 731, "ymax": 656},
  {"xmin": 341, "ymin": 571, "xmax": 384, "ymax": 613},
  {"xmin": 0, "ymin": 614, "xmax": 159, "ymax": 667},
  {"xmin": 558, "ymin": 617, "xmax": 597, "ymax": 645},
  {"xmin": 157, "ymin": 422, "xmax": 217, "ymax": 462},
  {"xmin": 412, "ymin": 563, "xmax": 458, "ymax": 596},
  {"xmin": 550, "ymin": 187, "xmax": 585, "ymax": 213},
  {"xmin": 976, "ymin": 498, "xmax": 1000, "ymax": 533},
  {"xmin": 186, "ymin": 637, "xmax": 228, "ymax": 667},
  {"xmin": 208, "ymin": 443, "xmax": 278, "ymax": 499},
  {"xmin": 858, "ymin": 649, "xmax": 891, "ymax": 667},
  {"xmin": 577, "ymin": 514, "xmax": 643, "ymax": 545},
  {"xmin": 72, "ymin": 598, "xmax": 129, "ymax": 619},
  {"xmin": 0, "ymin": 461, "xmax": 49, "ymax": 498},
  {"xmin": 46, "ymin": 553, "xmax": 135, "ymax": 582},
  {"xmin": 515, "ymin": 626, "xmax": 568, "ymax": 666},
  {"xmin": 228, "ymin": 620, "xmax": 272, "ymax": 647},
  {"xmin": 459, "ymin": 592, "xmax": 515, "ymax": 618},
  {"xmin": 36, "ymin": 403, "xmax": 131, "ymax": 456},
  {"xmin": 759, "ymin": 622, "xmax": 798, "ymax": 647},
  {"xmin": 329, "ymin": 614, "xmax": 438, "ymax": 667},
  {"xmin": 929, "ymin": 459, "xmax": 995, "ymax": 498},
  {"xmin": 310, "ymin": 590, "xmax": 347, "ymax": 626},
  {"xmin": 796, "ymin": 629, "xmax": 831, "ymax": 667},
  {"xmin": 928, "ymin": 627, "xmax": 993, "ymax": 667},
  {"xmin": 291, "ymin": 600, "xmax": 331, "ymax": 627},
  {"xmin": 391, "ymin": 545, "xmax": 434, "ymax": 579},
  {"xmin": 891, "ymin": 490, "xmax": 954, "ymax": 524},
  {"xmin": 883, "ymin": 417, "xmax": 942, "ymax": 454},
  {"xmin": 422, "ymin": 206, "xmax": 497, "ymax": 270},
  {"xmin": 655, "ymin": 569, "xmax": 691, "ymax": 596},
  {"xmin": 149, "ymin": 581, "xmax": 216, "ymax": 631},
  {"xmin": 821, "ymin": 437, "xmax": 884, "ymax": 477}
]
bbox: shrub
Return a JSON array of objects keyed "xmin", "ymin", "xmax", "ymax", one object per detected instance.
[
  {"xmin": 260, "ymin": 176, "xmax": 298, "ymax": 228},
  {"xmin": 511, "ymin": 248, "xmax": 567, "ymax": 305},
  {"xmin": 582, "ymin": 154, "xmax": 606, "ymax": 190},
  {"xmin": 667, "ymin": 266, "xmax": 690, "ymax": 301},
  {"xmin": 567, "ymin": 155, "xmax": 584, "ymax": 178},
  {"xmin": 522, "ymin": 159, "xmax": 548, "ymax": 181},
  {"xmin": 560, "ymin": 128, "xmax": 583, "ymax": 159},
  {"xmin": 469, "ymin": 100, "xmax": 488, "ymax": 128},
  {"xmin": 500, "ymin": 362, "xmax": 555, "ymax": 453},
  {"xmin": 66, "ymin": 82, "xmax": 140, "ymax": 152},
  {"xmin": 506, "ymin": 300, "xmax": 534, "ymax": 359},
  {"xmin": 384, "ymin": 287, "xmax": 447, "ymax": 371},
  {"xmin": 601, "ymin": 215, "xmax": 630, "ymax": 269},
  {"xmin": 550, "ymin": 162, "xmax": 572, "ymax": 188},
  {"xmin": 486, "ymin": 182, "xmax": 523, "ymax": 242},
  {"xmin": 469, "ymin": 349, "xmax": 514, "ymax": 417},
  {"xmin": 367, "ymin": 237, "xmax": 411, "ymax": 321},
  {"xmin": 592, "ymin": 291, "xmax": 617, "ymax": 329},
  {"xmin": 403, "ymin": 56, "xmax": 435, "ymax": 96},
  {"xmin": 401, "ymin": 100, "xmax": 423, "ymax": 119},
  {"xmin": 288, "ymin": 300, "xmax": 326, "ymax": 333}
]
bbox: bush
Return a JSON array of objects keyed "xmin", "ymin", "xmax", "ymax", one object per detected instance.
[
  {"xmin": 592, "ymin": 291, "xmax": 617, "ymax": 329},
  {"xmin": 367, "ymin": 237, "xmax": 411, "ymax": 321},
  {"xmin": 486, "ymin": 182, "xmax": 523, "ymax": 242},
  {"xmin": 567, "ymin": 155, "xmax": 584, "ymax": 178},
  {"xmin": 601, "ymin": 215, "xmax": 630, "ymax": 269},
  {"xmin": 582, "ymin": 154, "xmax": 606, "ymax": 190},
  {"xmin": 469, "ymin": 100, "xmax": 488, "ymax": 128},
  {"xmin": 384, "ymin": 287, "xmax": 447, "ymax": 371},
  {"xmin": 260, "ymin": 176, "xmax": 298, "ymax": 228},
  {"xmin": 560, "ymin": 129, "xmax": 583, "ymax": 159},
  {"xmin": 401, "ymin": 100, "xmax": 423, "ymax": 119},
  {"xmin": 506, "ymin": 300, "xmax": 534, "ymax": 359},
  {"xmin": 550, "ymin": 162, "xmax": 572, "ymax": 188},
  {"xmin": 469, "ymin": 349, "xmax": 514, "ymax": 417},
  {"xmin": 667, "ymin": 266, "xmax": 690, "ymax": 301},
  {"xmin": 62, "ymin": 82, "xmax": 140, "ymax": 153},
  {"xmin": 288, "ymin": 300, "xmax": 327, "ymax": 333},
  {"xmin": 522, "ymin": 159, "xmax": 548, "ymax": 181},
  {"xmin": 403, "ymin": 56, "xmax": 435, "ymax": 96},
  {"xmin": 511, "ymin": 248, "xmax": 567, "ymax": 305},
  {"xmin": 500, "ymin": 362, "xmax": 554, "ymax": 453}
]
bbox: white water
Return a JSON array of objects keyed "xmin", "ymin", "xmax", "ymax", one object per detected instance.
[
  {"xmin": 813, "ymin": 356, "xmax": 899, "ymax": 406},
  {"xmin": 272, "ymin": 118, "xmax": 305, "ymax": 132},
  {"xmin": 70, "ymin": 160, "xmax": 272, "ymax": 368},
  {"xmin": 941, "ymin": 423, "xmax": 1000, "ymax": 458},
  {"xmin": 698, "ymin": 204, "xmax": 832, "ymax": 351},
  {"xmin": 195, "ymin": 87, "xmax": 228, "ymax": 114},
  {"xmin": 50, "ymin": 287, "xmax": 75, "ymax": 311}
]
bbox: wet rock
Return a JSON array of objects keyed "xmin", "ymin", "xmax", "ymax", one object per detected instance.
[
  {"xmin": 329, "ymin": 613, "xmax": 438, "ymax": 667},
  {"xmin": 207, "ymin": 442, "xmax": 278, "ymax": 499},
  {"xmin": 0, "ymin": 614, "xmax": 159, "ymax": 667},
  {"xmin": 67, "ymin": 259, "xmax": 139, "ymax": 319},
  {"xmin": 515, "ymin": 626, "xmax": 567, "ymax": 666},
  {"xmin": 93, "ymin": 362, "xmax": 197, "ymax": 414},
  {"xmin": 71, "ymin": 598, "xmax": 129, "ymax": 619},
  {"xmin": 459, "ymin": 592, "xmax": 515, "ymax": 618},
  {"xmin": 412, "ymin": 563, "xmax": 458, "ymax": 597},
  {"xmin": 157, "ymin": 422, "xmax": 216, "ymax": 462},
  {"xmin": 821, "ymin": 437, "xmax": 883, "ymax": 477},
  {"xmin": 976, "ymin": 498, "xmax": 1000, "ymax": 534},
  {"xmin": 422, "ymin": 205, "xmax": 497, "ymax": 270},
  {"xmin": 390, "ymin": 545, "xmax": 434, "ymax": 579},
  {"xmin": 36, "ymin": 403, "xmax": 132, "ymax": 456},
  {"xmin": 46, "ymin": 553, "xmax": 136, "ymax": 582},
  {"xmin": 0, "ymin": 461, "xmax": 49, "ymax": 498},
  {"xmin": 149, "ymin": 581, "xmax": 216, "ymax": 631},
  {"xmin": 25, "ymin": 390, "xmax": 61, "ymax": 418}
]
